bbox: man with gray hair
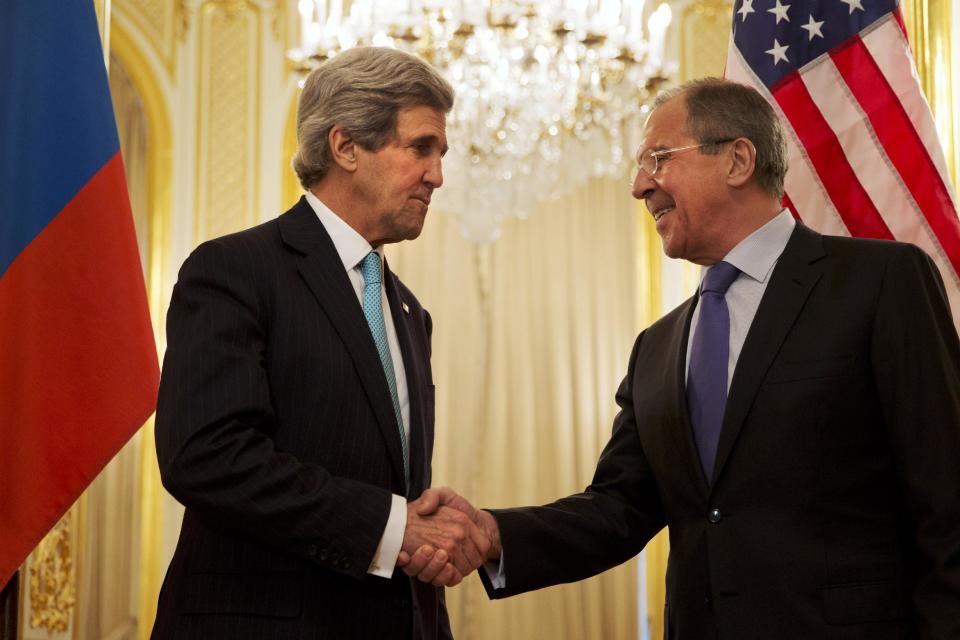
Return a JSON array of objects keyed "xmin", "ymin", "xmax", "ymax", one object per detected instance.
[
  {"xmin": 406, "ymin": 77, "xmax": 960, "ymax": 638},
  {"xmin": 153, "ymin": 47, "xmax": 486, "ymax": 639}
]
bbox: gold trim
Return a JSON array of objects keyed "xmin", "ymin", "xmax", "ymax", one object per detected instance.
[
  {"xmin": 194, "ymin": 0, "xmax": 267, "ymax": 242},
  {"xmin": 17, "ymin": 566, "xmax": 24, "ymax": 638},
  {"xmin": 27, "ymin": 507, "xmax": 77, "ymax": 633},
  {"xmin": 115, "ymin": 0, "xmax": 181, "ymax": 77},
  {"xmin": 282, "ymin": 90, "xmax": 300, "ymax": 209},
  {"xmin": 71, "ymin": 495, "xmax": 87, "ymax": 640},
  {"xmin": 679, "ymin": 0, "xmax": 733, "ymax": 81},
  {"xmin": 902, "ymin": 0, "xmax": 957, "ymax": 191},
  {"xmin": 107, "ymin": 22, "xmax": 173, "ymax": 640}
]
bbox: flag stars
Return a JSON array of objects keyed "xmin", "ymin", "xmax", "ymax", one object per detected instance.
[
  {"xmin": 801, "ymin": 14, "xmax": 825, "ymax": 40},
  {"xmin": 766, "ymin": 38, "xmax": 790, "ymax": 65},
  {"xmin": 840, "ymin": 0, "xmax": 865, "ymax": 14},
  {"xmin": 738, "ymin": 0, "xmax": 755, "ymax": 21},
  {"xmin": 768, "ymin": 0, "xmax": 790, "ymax": 23}
]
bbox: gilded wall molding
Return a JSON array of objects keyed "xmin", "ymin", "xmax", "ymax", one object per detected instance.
[
  {"xmin": 114, "ymin": 0, "xmax": 184, "ymax": 75},
  {"xmin": 282, "ymin": 90, "xmax": 300, "ymax": 208},
  {"xmin": 195, "ymin": 2, "xmax": 259, "ymax": 242},
  {"xmin": 902, "ymin": 0, "xmax": 957, "ymax": 190},
  {"xmin": 680, "ymin": 0, "xmax": 734, "ymax": 80},
  {"xmin": 24, "ymin": 508, "xmax": 78, "ymax": 635}
]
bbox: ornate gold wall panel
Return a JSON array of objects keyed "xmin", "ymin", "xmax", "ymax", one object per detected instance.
[
  {"xmin": 115, "ymin": 0, "xmax": 183, "ymax": 74},
  {"xmin": 195, "ymin": 1, "xmax": 263, "ymax": 242},
  {"xmin": 26, "ymin": 511, "xmax": 76, "ymax": 634},
  {"xmin": 680, "ymin": 1, "xmax": 735, "ymax": 81}
]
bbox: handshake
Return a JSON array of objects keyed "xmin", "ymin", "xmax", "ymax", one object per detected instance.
[{"xmin": 399, "ymin": 487, "xmax": 501, "ymax": 587}]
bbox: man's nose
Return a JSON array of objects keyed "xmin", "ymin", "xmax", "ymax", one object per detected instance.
[
  {"xmin": 424, "ymin": 156, "xmax": 443, "ymax": 189},
  {"xmin": 632, "ymin": 170, "xmax": 656, "ymax": 201}
]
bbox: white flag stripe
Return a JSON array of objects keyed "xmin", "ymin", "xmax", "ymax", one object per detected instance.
[
  {"xmin": 863, "ymin": 19, "xmax": 959, "ymax": 205},
  {"xmin": 725, "ymin": 43, "xmax": 849, "ymax": 237},
  {"xmin": 800, "ymin": 56, "xmax": 944, "ymax": 255}
]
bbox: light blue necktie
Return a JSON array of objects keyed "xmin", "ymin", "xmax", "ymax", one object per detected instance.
[
  {"xmin": 360, "ymin": 251, "xmax": 409, "ymax": 486},
  {"xmin": 687, "ymin": 260, "xmax": 741, "ymax": 483}
]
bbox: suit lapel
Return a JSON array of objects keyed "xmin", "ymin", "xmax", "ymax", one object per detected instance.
[
  {"xmin": 279, "ymin": 199, "xmax": 407, "ymax": 488},
  {"xmin": 383, "ymin": 259, "xmax": 428, "ymax": 498},
  {"xmin": 710, "ymin": 224, "xmax": 826, "ymax": 489}
]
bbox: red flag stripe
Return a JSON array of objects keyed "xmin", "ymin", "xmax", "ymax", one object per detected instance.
[
  {"xmin": 0, "ymin": 153, "xmax": 159, "ymax": 586},
  {"xmin": 798, "ymin": 43, "xmax": 950, "ymax": 276},
  {"xmin": 831, "ymin": 38, "xmax": 960, "ymax": 276},
  {"xmin": 773, "ymin": 74, "xmax": 894, "ymax": 240}
]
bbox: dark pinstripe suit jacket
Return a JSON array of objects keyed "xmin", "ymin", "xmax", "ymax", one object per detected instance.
[{"xmin": 152, "ymin": 197, "xmax": 450, "ymax": 639}]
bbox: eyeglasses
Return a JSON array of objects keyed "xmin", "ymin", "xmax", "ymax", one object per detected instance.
[{"xmin": 634, "ymin": 139, "xmax": 735, "ymax": 178}]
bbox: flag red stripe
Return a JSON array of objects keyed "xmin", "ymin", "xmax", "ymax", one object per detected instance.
[
  {"xmin": 773, "ymin": 74, "xmax": 894, "ymax": 240},
  {"xmin": 831, "ymin": 37, "xmax": 960, "ymax": 275},
  {"xmin": 0, "ymin": 153, "xmax": 159, "ymax": 586}
]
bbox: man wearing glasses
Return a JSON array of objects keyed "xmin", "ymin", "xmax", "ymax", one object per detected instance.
[{"xmin": 402, "ymin": 78, "xmax": 960, "ymax": 638}]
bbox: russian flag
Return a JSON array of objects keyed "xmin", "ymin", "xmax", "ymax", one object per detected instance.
[{"xmin": 0, "ymin": 1, "xmax": 160, "ymax": 587}]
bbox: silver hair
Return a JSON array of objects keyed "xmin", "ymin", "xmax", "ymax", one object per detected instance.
[
  {"xmin": 653, "ymin": 78, "xmax": 788, "ymax": 200},
  {"xmin": 292, "ymin": 47, "xmax": 455, "ymax": 189}
]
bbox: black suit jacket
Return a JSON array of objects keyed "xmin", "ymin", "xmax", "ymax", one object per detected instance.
[
  {"xmin": 482, "ymin": 224, "xmax": 960, "ymax": 639},
  {"xmin": 152, "ymin": 197, "xmax": 450, "ymax": 639}
]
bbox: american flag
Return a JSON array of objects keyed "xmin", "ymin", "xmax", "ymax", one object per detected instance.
[{"xmin": 725, "ymin": 0, "xmax": 960, "ymax": 328}]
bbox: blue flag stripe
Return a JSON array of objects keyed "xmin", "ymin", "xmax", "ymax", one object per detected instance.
[{"xmin": 0, "ymin": 0, "xmax": 121, "ymax": 277}]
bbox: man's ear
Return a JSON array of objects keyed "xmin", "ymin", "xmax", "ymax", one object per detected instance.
[
  {"xmin": 329, "ymin": 124, "xmax": 358, "ymax": 172},
  {"xmin": 727, "ymin": 137, "xmax": 756, "ymax": 189}
]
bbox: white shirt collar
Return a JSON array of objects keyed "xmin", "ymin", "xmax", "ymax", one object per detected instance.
[
  {"xmin": 304, "ymin": 190, "xmax": 382, "ymax": 272},
  {"xmin": 720, "ymin": 209, "xmax": 796, "ymax": 285}
]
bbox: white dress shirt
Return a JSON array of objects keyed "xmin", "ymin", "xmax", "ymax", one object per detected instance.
[{"xmin": 305, "ymin": 191, "xmax": 409, "ymax": 578}]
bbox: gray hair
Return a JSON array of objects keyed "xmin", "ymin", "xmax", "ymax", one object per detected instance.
[
  {"xmin": 293, "ymin": 47, "xmax": 455, "ymax": 189},
  {"xmin": 653, "ymin": 78, "xmax": 787, "ymax": 200}
]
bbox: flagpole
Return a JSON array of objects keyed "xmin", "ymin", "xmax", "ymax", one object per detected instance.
[{"xmin": 0, "ymin": 571, "xmax": 19, "ymax": 640}]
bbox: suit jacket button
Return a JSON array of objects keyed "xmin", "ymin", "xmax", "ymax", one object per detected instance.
[{"xmin": 708, "ymin": 508, "xmax": 722, "ymax": 524}]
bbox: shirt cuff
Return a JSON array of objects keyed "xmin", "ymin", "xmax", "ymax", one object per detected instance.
[
  {"xmin": 483, "ymin": 551, "xmax": 506, "ymax": 589},
  {"xmin": 367, "ymin": 494, "xmax": 407, "ymax": 578}
]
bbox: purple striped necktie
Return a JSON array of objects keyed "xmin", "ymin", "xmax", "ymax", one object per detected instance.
[{"xmin": 687, "ymin": 260, "xmax": 741, "ymax": 482}]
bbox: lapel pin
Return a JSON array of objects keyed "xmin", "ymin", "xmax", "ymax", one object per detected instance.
[{"xmin": 402, "ymin": 302, "xmax": 410, "ymax": 314}]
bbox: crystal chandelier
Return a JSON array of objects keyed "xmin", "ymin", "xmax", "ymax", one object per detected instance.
[{"xmin": 290, "ymin": 0, "xmax": 673, "ymax": 242}]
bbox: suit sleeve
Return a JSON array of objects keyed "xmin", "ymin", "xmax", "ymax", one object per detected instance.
[
  {"xmin": 870, "ymin": 243, "xmax": 960, "ymax": 637},
  {"xmin": 480, "ymin": 333, "xmax": 667, "ymax": 598},
  {"xmin": 155, "ymin": 239, "xmax": 391, "ymax": 580}
]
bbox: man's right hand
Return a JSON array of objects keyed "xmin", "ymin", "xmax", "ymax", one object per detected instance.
[
  {"xmin": 398, "ymin": 487, "xmax": 501, "ymax": 586},
  {"xmin": 399, "ymin": 491, "xmax": 493, "ymax": 586}
]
